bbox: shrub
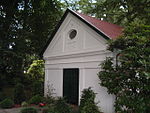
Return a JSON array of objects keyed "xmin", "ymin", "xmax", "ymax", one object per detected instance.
[
  {"xmin": 71, "ymin": 105, "xmax": 79, "ymax": 113},
  {"xmin": 0, "ymin": 92, "xmax": 6, "ymax": 102},
  {"xmin": 42, "ymin": 107, "xmax": 49, "ymax": 113},
  {"xmin": 21, "ymin": 101, "xmax": 28, "ymax": 107},
  {"xmin": 32, "ymin": 81, "xmax": 44, "ymax": 96},
  {"xmin": 0, "ymin": 98, "xmax": 14, "ymax": 108},
  {"xmin": 43, "ymin": 97, "xmax": 55, "ymax": 105},
  {"xmin": 53, "ymin": 97, "xmax": 72, "ymax": 113},
  {"xmin": 42, "ymin": 106, "xmax": 56, "ymax": 113},
  {"xmin": 20, "ymin": 107, "xmax": 38, "ymax": 113},
  {"xmin": 44, "ymin": 83, "xmax": 55, "ymax": 105},
  {"xmin": 46, "ymin": 107, "xmax": 55, "ymax": 113},
  {"xmin": 42, "ymin": 97, "xmax": 72, "ymax": 113},
  {"xmin": 29, "ymin": 95, "xmax": 43, "ymax": 105},
  {"xmin": 2, "ymin": 87, "xmax": 14, "ymax": 100},
  {"xmin": 14, "ymin": 83, "xmax": 26, "ymax": 104},
  {"xmin": 79, "ymin": 87, "xmax": 100, "ymax": 113}
]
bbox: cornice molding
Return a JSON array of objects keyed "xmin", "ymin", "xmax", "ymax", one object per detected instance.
[{"xmin": 44, "ymin": 50, "xmax": 111, "ymax": 60}]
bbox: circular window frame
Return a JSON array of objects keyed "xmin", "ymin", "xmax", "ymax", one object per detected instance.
[{"xmin": 68, "ymin": 29, "xmax": 77, "ymax": 40}]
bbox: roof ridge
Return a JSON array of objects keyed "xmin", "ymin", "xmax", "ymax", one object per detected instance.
[{"xmin": 75, "ymin": 11, "xmax": 101, "ymax": 20}]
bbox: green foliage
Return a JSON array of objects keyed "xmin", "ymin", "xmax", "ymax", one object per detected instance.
[
  {"xmin": 29, "ymin": 95, "xmax": 43, "ymax": 105},
  {"xmin": 41, "ymin": 107, "xmax": 49, "ymax": 113},
  {"xmin": 45, "ymin": 97, "xmax": 72, "ymax": 113},
  {"xmin": 44, "ymin": 83, "xmax": 56, "ymax": 104},
  {"xmin": 61, "ymin": 0, "xmax": 93, "ymax": 12},
  {"xmin": 53, "ymin": 97, "xmax": 72, "ymax": 113},
  {"xmin": 64, "ymin": 0, "xmax": 150, "ymax": 26},
  {"xmin": 0, "ymin": 0, "xmax": 63, "ymax": 87},
  {"xmin": 0, "ymin": 98, "xmax": 14, "ymax": 109},
  {"xmin": 98, "ymin": 23, "xmax": 150, "ymax": 112},
  {"xmin": 43, "ymin": 96, "xmax": 55, "ymax": 105},
  {"xmin": 21, "ymin": 101, "xmax": 29, "ymax": 107},
  {"xmin": 14, "ymin": 83, "xmax": 26, "ymax": 104},
  {"xmin": 71, "ymin": 105, "xmax": 79, "ymax": 113},
  {"xmin": 20, "ymin": 107, "xmax": 38, "ymax": 113},
  {"xmin": 0, "ymin": 92, "xmax": 6, "ymax": 102},
  {"xmin": 32, "ymin": 81, "xmax": 44, "ymax": 96},
  {"xmin": 0, "ymin": 50, "xmax": 23, "ymax": 86},
  {"xmin": 0, "ymin": 87, "xmax": 15, "ymax": 102},
  {"xmin": 87, "ymin": 0, "xmax": 149, "ymax": 26},
  {"xmin": 27, "ymin": 60, "xmax": 44, "ymax": 82},
  {"xmin": 79, "ymin": 87, "xmax": 100, "ymax": 113}
]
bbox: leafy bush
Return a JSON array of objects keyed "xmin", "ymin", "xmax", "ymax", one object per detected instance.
[
  {"xmin": 43, "ymin": 97, "xmax": 55, "ymax": 105},
  {"xmin": 44, "ymin": 83, "xmax": 55, "ymax": 104},
  {"xmin": 44, "ymin": 106, "xmax": 55, "ymax": 113},
  {"xmin": 20, "ymin": 107, "xmax": 38, "ymax": 113},
  {"xmin": 14, "ymin": 83, "xmax": 26, "ymax": 104},
  {"xmin": 42, "ymin": 107, "xmax": 49, "ymax": 113},
  {"xmin": 71, "ymin": 105, "xmax": 79, "ymax": 113},
  {"xmin": 79, "ymin": 87, "xmax": 100, "ymax": 113},
  {"xmin": 98, "ymin": 23, "xmax": 150, "ymax": 112},
  {"xmin": 44, "ymin": 97, "xmax": 72, "ymax": 113},
  {"xmin": 29, "ymin": 95, "xmax": 43, "ymax": 105},
  {"xmin": 32, "ymin": 81, "xmax": 44, "ymax": 96},
  {"xmin": 53, "ymin": 97, "xmax": 72, "ymax": 113},
  {"xmin": 0, "ymin": 98, "xmax": 14, "ymax": 108},
  {"xmin": 21, "ymin": 101, "xmax": 28, "ymax": 107},
  {"xmin": 2, "ymin": 87, "xmax": 14, "ymax": 100},
  {"xmin": 0, "ymin": 92, "xmax": 6, "ymax": 102}
]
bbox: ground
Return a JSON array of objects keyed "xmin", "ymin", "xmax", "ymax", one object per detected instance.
[
  {"xmin": 0, "ymin": 107, "xmax": 43, "ymax": 113},
  {"xmin": 0, "ymin": 108, "xmax": 22, "ymax": 113}
]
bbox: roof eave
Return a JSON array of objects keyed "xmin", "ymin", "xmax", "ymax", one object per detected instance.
[
  {"xmin": 69, "ymin": 9, "xmax": 111, "ymax": 40},
  {"xmin": 40, "ymin": 9, "xmax": 70, "ymax": 57}
]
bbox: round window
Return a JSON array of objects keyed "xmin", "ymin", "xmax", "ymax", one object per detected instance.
[{"xmin": 69, "ymin": 29, "xmax": 77, "ymax": 39}]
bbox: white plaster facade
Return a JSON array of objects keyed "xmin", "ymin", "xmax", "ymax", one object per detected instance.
[{"xmin": 43, "ymin": 10, "xmax": 116, "ymax": 113}]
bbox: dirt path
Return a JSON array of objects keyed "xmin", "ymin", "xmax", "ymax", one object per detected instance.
[
  {"xmin": 0, "ymin": 108, "xmax": 22, "ymax": 113},
  {"xmin": 0, "ymin": 107, "xmax": 42, "ymax": 113}
]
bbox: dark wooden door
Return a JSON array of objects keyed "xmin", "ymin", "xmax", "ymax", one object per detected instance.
[{"xmin": 63, "ymin": 68, "xmax": 79, "ymax": 105}]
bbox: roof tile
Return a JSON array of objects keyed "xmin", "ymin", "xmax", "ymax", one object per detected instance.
[{"xmin": 75, "ymin": 12, "xmax": 123, "ymax": 39}]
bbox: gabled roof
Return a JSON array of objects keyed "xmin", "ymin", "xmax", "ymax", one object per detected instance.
[{"xmin": 41, "ymin": 8, "xmax": 123, "ymax": 56}]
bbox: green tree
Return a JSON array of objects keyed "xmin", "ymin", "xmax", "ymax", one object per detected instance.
[
  {"xmin": 82, "ymin": 0, "xmax": 150, "ymax": 26},
  {"xmin": 98, "ymin": 22, "xmax": 150, "ymax": 112},
  {"xmin": 0, "ymin": 0, "xmax": 63, "ymax": 86},
  {"xmin": 61, "ymin": 0, "xmax": 94, "ymax": 12},
  {"xmin": 63, "ymin": 0, "xmax": 150, "ymax": 26},
  {"xmin": 0, "ymin": 0, "xmax": 24, "ymax": 85}
]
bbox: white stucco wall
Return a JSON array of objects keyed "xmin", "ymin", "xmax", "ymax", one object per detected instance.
[
  {"xmin": 43, "ymin": 12, "xmax": 115, "ymax": 113},
  {"xmin": 44, "ymin": 51, "xmax": 115, "ymax": 113}
]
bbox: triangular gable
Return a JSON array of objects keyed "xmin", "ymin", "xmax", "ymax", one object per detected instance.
[{"xmin": 41, "ymin": 9, "xmax": 123, "ymax": 56}]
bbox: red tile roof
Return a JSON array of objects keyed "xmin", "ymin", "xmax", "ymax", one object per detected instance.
[{"xmin": 75, "ymin": 12, "xmax": 123, "ymax": 39}]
